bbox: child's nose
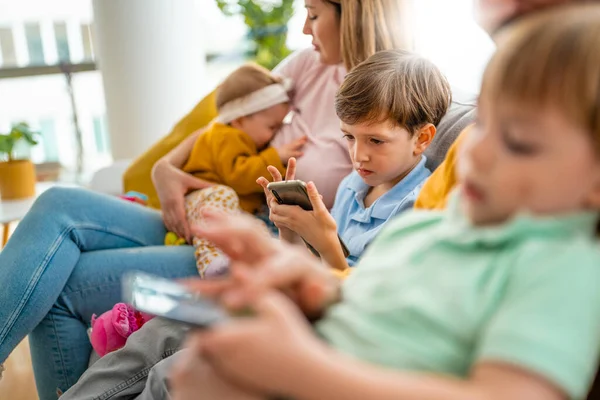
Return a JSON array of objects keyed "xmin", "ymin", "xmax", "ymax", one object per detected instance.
[
  {"xmin": 465, "ymin": 131, "xmax": 494, "ymax": 172},
  {"xmin": 353, "ymin": 143, "xmax": 369, "ymax": 162}
]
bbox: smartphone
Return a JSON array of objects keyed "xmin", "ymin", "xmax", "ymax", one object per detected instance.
[
  {"xmin": 122, "ymin": 271, "xmax": 229, "ymax": 328},
  {"xmin": 267, "ymin": 180, "xmax": 313, "ymax": 211},
  {"xmin": 266, "ymin": 180, "xmax": 351, "ymax": 258}
]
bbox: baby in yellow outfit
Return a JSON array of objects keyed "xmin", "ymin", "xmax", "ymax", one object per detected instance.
[{"xmin": 180, "ymin": 63, "xmax": 305, "ymax": 278}]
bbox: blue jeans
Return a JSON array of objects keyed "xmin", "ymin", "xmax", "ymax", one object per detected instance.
[{"xmin": 0, "ymin": 187, "xmax": 197, "ymax": 400}]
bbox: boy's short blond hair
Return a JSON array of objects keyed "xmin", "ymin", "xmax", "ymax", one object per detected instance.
[
  {"xmin": 216, "ymin": 63, "xmax": 282, "ymax": 111},
  {"xmin": 334, "ymin": 49, "xmax": 452, "ymax": 135},
  {"xmin": 482, "ymin": 4, "xmax": 600, "ymax": 151}
]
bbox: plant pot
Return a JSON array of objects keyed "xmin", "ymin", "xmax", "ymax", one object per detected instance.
[{"xmin": 0, "ymin": 159, "xmax": 36, "ymax": 200}]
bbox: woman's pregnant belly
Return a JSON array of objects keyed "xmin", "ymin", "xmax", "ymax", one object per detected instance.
[
  {"xmin": 293, "ymin": 139, "xmax": 351, "ymax": 209},
  {"xmin": 271, "ymin": 109, "xmax": 352, "ymax": 208}
]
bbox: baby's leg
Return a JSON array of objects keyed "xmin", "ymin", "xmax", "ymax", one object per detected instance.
[{"xmin": 185, "ymin": 186, "xmax": 241, "ymax": 278}]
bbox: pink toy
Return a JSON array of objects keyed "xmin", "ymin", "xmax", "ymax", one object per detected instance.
[{"xmin": 90, "ymin": 303, "xmax": 154, "ymax": 357}]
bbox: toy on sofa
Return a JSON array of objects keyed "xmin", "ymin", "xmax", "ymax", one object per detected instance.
[
  {"xmin": 89, "ymin": 303, "xmax": 154, "ymax": 357},
  {"xmin": 116, "ymin": 190, "xmax": 186, "ymax": 246},
  {"xmin": 164, "ymin": 231, "xmax": 186, "ymax": 246},
  {"xmin": 119, "ymin": 191, "xmax": 149, "ymax": 206}
]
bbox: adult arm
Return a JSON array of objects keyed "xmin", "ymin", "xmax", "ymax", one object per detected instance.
[{"xmin": 151, "ymin": 127, "xmax": 214, "ymax": 242}]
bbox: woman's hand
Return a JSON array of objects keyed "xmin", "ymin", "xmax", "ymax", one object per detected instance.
[
  {"xmin": 152, "ymin": 158, "xmax": 213, "ymax": 243},
  {"xmin": 269, "ymin": 182, "xmax": 340, "ymax": 258},
  {"xmin": 195, "ymin": 291, "xmax": 330, "ymax": 397},
  {"xmin": 189, "ymin": 210, "xmax": 341, "ymax": 319},
  {"xmin": 256, "ymin": 157, "xmax": 300, "ymax": 243}
]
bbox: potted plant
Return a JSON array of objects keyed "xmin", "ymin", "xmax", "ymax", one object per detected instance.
[
  {"xmin": 0, "ymin": 122, "xmax": 39, "ymax": 199},
  {"xmin": 216, "ymin": 0, "xmax": 295, "ymax": 70}
]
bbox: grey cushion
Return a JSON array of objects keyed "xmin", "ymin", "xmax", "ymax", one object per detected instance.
[{"xmin": 425, "ymin": 87, "xmax": 477, "ymax": 171}]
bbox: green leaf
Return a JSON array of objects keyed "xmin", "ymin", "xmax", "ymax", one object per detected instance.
[
  {"xmin": 0, "ymin": 122, "xmax": 39, "ymax": 159},
  {"xmin": 0, "ymin": 135, "xmax": 14, "ymax": 156},
  {"xmin": 215, "ymin": 0, "xmax": 294, "ymax": 69}
]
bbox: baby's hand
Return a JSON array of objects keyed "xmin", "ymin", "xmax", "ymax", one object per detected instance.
[{"xmin": 276, "ymin": 136, "xmax": 307, "ymax": 164}]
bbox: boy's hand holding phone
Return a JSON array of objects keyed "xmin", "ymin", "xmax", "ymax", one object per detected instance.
[
  {"xmin": 258, "ymin": 157, "xmax": 349, "ymax": 269},
  {"xmin": 269, "ymin": 182, "xmax": 339, "ymax": 257},
  {"xmin": 256, "ymin": 158, "xmax": 300, "ymax": 243}
]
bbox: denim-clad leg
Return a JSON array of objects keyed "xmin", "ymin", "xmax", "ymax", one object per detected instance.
[{"xmin": 0, "ymin": 187, "xmax": 197, "ymax": 399}]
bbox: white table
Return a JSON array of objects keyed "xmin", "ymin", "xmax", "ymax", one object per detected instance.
[{"xmin": 0, "ymin": 182, "xmax": 77, "ymax": 247}]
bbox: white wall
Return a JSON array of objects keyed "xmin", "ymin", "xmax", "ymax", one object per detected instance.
[{"xmin": 92, "ymin": 0, "xmax": 208, "ymax": 160}]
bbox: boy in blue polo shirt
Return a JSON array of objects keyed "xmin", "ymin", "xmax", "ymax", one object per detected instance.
[{"xmin": 259, "ymin": 49, "xmax": 451, "ymax": 270}]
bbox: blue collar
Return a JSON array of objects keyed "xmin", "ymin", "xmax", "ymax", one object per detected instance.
[{"xmin": 346, "ymin": 156, "xmax": 431, "ymax": 222}]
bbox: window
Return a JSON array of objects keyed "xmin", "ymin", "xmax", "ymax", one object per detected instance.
[
  {"xmin": 54, "ymin": 22, "xmax": 71, "ymax": 63},
  {"xmin": 24, "ymin": 23, "xmax": 45, "ymax": 65},
  {"xmin": 39, "ymin": 119, "xmax": 60, "ymax": 162},
  {"xmin": 0, "ymin": 27, "xmax": 17, "ymax": 67},
  {"xmin": 81, "ymin": 24, "xmax": 94, "ymax": 61},
  {"xmin": 93, "ymin": 116, "xmax": 110, "ymax": 154}
]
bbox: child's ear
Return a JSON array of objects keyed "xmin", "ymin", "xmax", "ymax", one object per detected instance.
[
  {"xmin": 230, "ymin": 117, "xmax": 246, "ymax": 130},
  {"xmin": 413, "ymin": 123, "xmax": 436, "ymax": 156}
]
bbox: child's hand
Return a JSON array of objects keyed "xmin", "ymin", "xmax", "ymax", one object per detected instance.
[
  {"xmin": 170, "ymin": 349, "xmax": 263, "ymax": 400},
  {"xmin": 189, "ymin": 211, "xmax": 341, "ymax": 319},
  {"xmin": 196, "ymin": 291, "xmax": 329, "ymax": 397},
  {"xmin": 256, "ymin": 158, "xmax": 300, "ymax": 243},
  {"xmin": 269, "ymin": 181, "xmax": 339, "ymax": 256},
  {"xmin": 275, "ymin": 136, "xmax": 307, "ymax": 164}
]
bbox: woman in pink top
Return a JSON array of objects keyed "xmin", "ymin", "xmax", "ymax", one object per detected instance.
[
  {"xmin": 154, "ymin": 0, "xmax": 413, "ymax": 239},
  {"xmin": 270, "ymin": 48, "xmax": 349, "ymax": 208},
  {"xmin": 0, "ymin": 1, "xmax": 413, "ymax": 398}
]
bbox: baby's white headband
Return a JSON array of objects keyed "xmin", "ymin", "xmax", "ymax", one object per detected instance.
[{"xmin": 216, "ymin": 78, "xmax": 293, "ymax": 124}]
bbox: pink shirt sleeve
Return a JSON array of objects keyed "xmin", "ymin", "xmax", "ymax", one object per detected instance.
[{"xmin": 271, "ymin": 49, "xmax": 352, "ymax": 209}]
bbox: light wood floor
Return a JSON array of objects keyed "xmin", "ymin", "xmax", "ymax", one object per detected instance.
[
  {"xmin": 0, "ymin": 339, "xmax": 38, "ymax": 400},
  {"xmin": 1, "ymin": 226, "xmax": 38, "ymax": 399}
]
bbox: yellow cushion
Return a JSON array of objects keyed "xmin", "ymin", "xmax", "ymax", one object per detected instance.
[
  {"xmin": 331, "ymin": 268, "xmax": 352, "ymax": 279},
  {"xmin": 414, "ymin": 125, "xmax": 472, "ymax": 210},
  {"xmin": 122, "ymin": 90, "xmax": 218, "ymax": 209}
]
